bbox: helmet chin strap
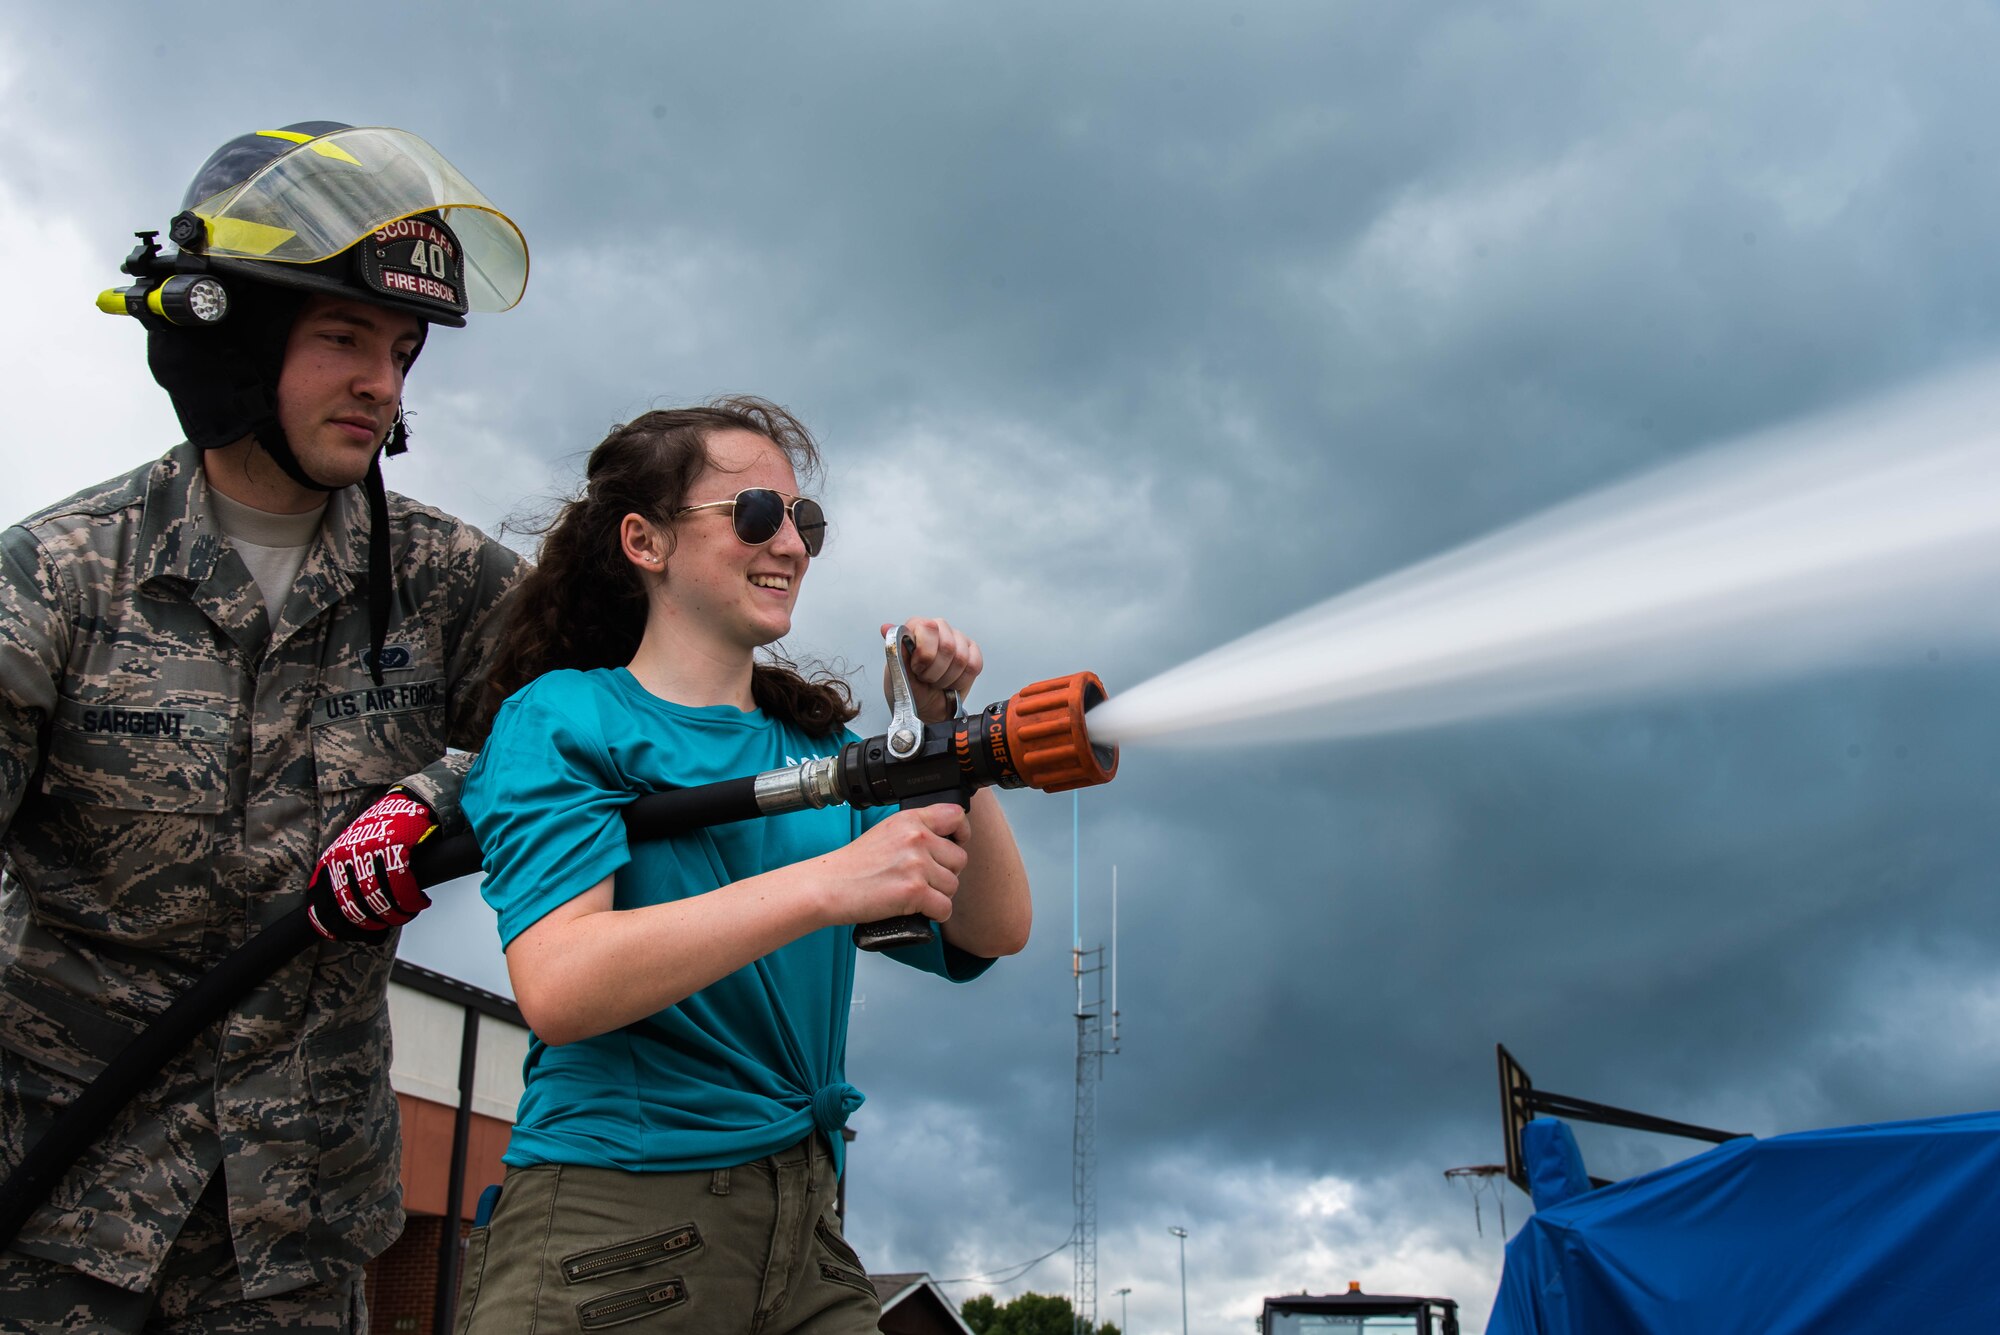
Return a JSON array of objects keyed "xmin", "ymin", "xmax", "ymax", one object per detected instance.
[
  {"xmin": 250, "ymin": 411, "xmax": 408, "ymax": 688},
  {"xmin": 248, "ymin": 406, "xmax": 411, "ymax": 492},
  {"xmin": 363, "ymin": 454, "xmax": 394, "ymax": 690},
  {"xmin": 250, "ymin": 416, "xmax": 338, "ymax": 494}
]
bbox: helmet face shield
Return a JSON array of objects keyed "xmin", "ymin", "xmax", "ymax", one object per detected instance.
[{"xmin": 186, "ymin": 127, "xmax": 528, "ymax": 314}]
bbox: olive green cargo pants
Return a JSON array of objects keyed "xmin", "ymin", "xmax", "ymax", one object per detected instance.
[{"xmin": 455, "ymin": 1136, "xmax": 878, "ymax": 1334}]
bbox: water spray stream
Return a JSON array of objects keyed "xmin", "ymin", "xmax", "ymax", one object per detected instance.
[{"xmin": 1086, "ymin": 362, "xmax": 2000, "ymax": 747}]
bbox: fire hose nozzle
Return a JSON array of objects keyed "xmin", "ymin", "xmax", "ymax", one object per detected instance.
[
  {"xmin": 821, "ymin": 667, "xmax": 1119, "ymax": 813},
  {"xmin": 842, "ymin": 666, "xmax": 1116, "ymax": 952},
  {"xmin": 1002, "ymin": 671, "xmax": 1118, "ymax": 792}
]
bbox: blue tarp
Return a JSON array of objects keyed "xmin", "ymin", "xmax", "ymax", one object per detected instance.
[
  {"xmin": 1521, "ymin": 1117, "xmax": 1591, "ymax": 1211},
  {"xmin": 1489, "ymin": 1108, "xmax": 2000, "ymax": 1334}
]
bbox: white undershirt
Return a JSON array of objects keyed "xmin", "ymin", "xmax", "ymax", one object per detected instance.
[{"xmin": 209, "ymin": 488, "xmax": 328, "ymax": 612}]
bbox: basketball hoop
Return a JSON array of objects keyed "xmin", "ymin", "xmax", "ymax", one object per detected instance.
[{"xmin": 1444, "ymin": 1164, "xmax": 1509, "ymax": 1238}]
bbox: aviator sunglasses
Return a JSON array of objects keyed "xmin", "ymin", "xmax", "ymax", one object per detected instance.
[{"xmin": 674, "ymin": 488, "xmax": 828, "ymax": 557}]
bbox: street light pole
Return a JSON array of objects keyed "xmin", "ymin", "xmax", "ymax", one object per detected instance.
[
  {"xmin": 1168, "ymin": 1227, "xmax": 1189, "ymax": 1335},
  {"xmin": 1114, "ymin": 1286, "xmax": 1131, "ymax": 1333}
]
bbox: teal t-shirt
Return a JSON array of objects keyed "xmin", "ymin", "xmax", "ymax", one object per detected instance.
[{"xmin": 463, "ymin": 666, "xmax": 991, "ymax": 1175}]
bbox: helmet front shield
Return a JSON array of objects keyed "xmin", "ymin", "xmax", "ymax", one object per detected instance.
[{"xmin": 186, "ymin": 126, "xmax": 528, "ymax": 313}]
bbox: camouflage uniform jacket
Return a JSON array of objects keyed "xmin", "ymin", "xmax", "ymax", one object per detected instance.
[{"xmin": 0, "ymin": 441, "xmax": 522, "ymax": 1297}]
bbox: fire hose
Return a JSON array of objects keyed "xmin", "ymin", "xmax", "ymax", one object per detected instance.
[{"xmin": 0, "ymin": 635, "xmax": 1116, "ymax": 1248}]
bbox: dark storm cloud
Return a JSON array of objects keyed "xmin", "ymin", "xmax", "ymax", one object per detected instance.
[{"xmin": 12, "ymin": 2, "xmax": 2000, "ymax": 1327}]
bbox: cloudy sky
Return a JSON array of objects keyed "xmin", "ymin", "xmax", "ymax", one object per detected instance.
[{"xmin": 10, "ymin": 3, "xmax": 2000, "ymax": 1330}]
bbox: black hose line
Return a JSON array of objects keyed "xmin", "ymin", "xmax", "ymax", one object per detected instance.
[
  {"xmin": 412, "ymin": 778, "xmax": 763, "ymax": 886},
  {"xmin": 0, "ymin": 908, "xmax": 315, "ymax": 1248}
]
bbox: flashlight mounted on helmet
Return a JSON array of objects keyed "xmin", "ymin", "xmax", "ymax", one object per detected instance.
[{"xmin": 94, "ymin": 229, "xmax": 231, "ymax": 329}]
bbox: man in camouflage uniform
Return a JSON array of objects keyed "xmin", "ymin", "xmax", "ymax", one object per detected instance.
[{"xmin": 0, "ymin": 124, "xmax": 531, "ymax": 1331}]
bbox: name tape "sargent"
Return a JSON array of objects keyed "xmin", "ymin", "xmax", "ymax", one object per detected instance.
[{"xmin": 80, "ymin": 708, "xmax": 188, "ymax": 738}]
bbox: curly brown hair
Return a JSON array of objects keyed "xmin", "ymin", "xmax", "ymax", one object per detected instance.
[{"xmin": 481, "ymin": 396, "xmax": 858, "ymax": 736}]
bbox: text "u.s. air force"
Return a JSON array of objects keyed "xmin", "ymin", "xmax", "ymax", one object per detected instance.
[{"xmin": 315, "ymin": 680, "xmax": 444, "ymax": 724}]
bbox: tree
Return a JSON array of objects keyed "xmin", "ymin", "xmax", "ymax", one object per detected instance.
[{"xmin": 959, "ymin": 1290, "xmax": 1117, "ymax": 1335}]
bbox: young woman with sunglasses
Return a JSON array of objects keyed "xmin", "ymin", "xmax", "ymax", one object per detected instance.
[{"xmin": 452, "ymin": 398, "xmax": 1030, "ymax": 1334}]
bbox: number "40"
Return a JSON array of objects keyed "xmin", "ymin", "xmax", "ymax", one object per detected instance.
[{"xmin": 407, "ymin": 241, "xmax": 450, "ymax": 278}]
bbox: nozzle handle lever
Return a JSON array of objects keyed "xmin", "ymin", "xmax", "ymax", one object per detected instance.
[{"xmin": 882, "ymin": 625, "xmax": 957, "ymax": 759}]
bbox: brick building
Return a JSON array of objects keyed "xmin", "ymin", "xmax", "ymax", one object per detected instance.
[{"xmin": 362, "ymin": 961, "xmax": 528, "ymax": 1335}]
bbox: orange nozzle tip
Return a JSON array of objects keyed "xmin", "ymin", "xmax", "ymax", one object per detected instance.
[{"xmin": 1004, "ymin": 671, "xmax": 1118, "ymax": 792}]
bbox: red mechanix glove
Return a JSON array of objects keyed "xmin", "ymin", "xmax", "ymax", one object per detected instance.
[{"xmin": 306, "ymin": 790, "xmax": 438, "ymax": 942}]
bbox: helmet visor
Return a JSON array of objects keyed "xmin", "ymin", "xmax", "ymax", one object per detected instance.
[{"xmin": 188, "ymin": 126, "xmax": 528, "ymax": 312}]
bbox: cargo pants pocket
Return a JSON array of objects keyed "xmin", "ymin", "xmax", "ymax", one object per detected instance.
[
  {"xmin": 451, "ymin": 1226, "xmax": 492, "ymax": 1335},
  {"xmin": 813, "ymin": 1217, "xmax": 874, "ymax": 1295},
  {"xmin": 563, "ymin": 1223, "xmax": 703, "ymax": 1330},
  {"xmin": 577, "ymin": 1278, "xmax": 690, "ymax": 1330}
]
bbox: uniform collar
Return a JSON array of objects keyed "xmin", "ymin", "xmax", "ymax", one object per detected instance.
[
  {"xmin": 137, "ymin": 441, "xmax": 374, "ymax": 655},
  {"xmin": 136, "ymin": 441, "xmax": 228, "ymax": 587},
  {"xmin": 138, "ymin": 441, "xmax": 371, "ymax": 587}
]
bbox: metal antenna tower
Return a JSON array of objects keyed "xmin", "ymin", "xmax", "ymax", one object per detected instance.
[
  {"xmin": 1073, "ymin": 942, "xmax": 1108, "ymax": 1333},
  {"xmin": 1071, "ymin": 794, "xmax": 1121, "ymax": 1334}
]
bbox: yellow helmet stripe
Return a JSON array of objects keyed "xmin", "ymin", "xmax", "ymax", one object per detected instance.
[
  {"xmin": 202, "ymin": 214, "xmax": 299, "ymax": 257},
  {"xmin": 255, "ymin": 127, "xmax": 363, "ymax": 166},
  {"xmin": 306, "ymin": 139, "xmax": 363, "ymax": 166}
]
